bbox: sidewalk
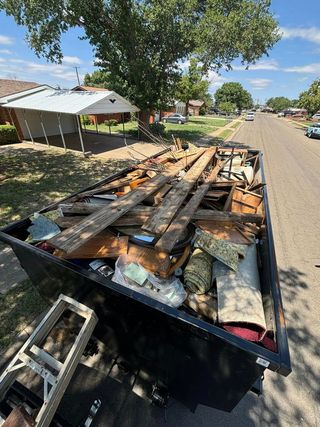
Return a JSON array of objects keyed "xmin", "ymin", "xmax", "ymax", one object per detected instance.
[{"xmin": 196, "ymin": 117, "xmax": 243, "ymax": 145}]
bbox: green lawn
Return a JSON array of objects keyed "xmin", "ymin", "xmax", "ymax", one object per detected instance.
[
  {"xmin": 0, "ymin": 279, "xmax": 48, "ymax": 353},
  {"xmin": 0, "ymin": 146, "xmax": 130, "ymax": 353},
  {"xmin": 218, "ymin": 128, "xmax": 234, "ymax": 140},
  {"xmin": 230, "ymin": 121, "xmax": 241, "ymax": 129},
  {"xmin": 0, "ymin": 146, "xmax": 129, "ymax": 228},
  {"xmin": 84, "ymin": 116, "xmax": 230, "ymax": 143}
]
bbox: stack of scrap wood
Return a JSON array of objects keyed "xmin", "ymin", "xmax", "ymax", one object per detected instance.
[{"xmin": 25, "ymin": 146, "xmax": 275, "ymax": 349}]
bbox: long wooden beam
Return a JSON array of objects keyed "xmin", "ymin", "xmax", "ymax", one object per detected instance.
[
  {"xmin": 55, "ymin": 208, "xmax": 263, "ymax": 231},
  {"xmin": 155, "ymin": 158, "xmax": 226, "ymax": 253},
  {"xmin": 142, "ymin": 148, "xmax": 216, "ymax": 235},
  {"xmin": 48, "ymin": 150, "xmax": 204, "ymax": 254}
]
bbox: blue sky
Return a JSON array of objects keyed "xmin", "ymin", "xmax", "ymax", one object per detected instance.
[{"xmin": 0, "ymin": 0, "xmax": 319, "ymax": 103}]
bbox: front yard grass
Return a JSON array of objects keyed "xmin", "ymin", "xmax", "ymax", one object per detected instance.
[
  {"xmin": 85, "ymin": 116, "xmax": 230, "ymax": 143},
  {"xmin": 0, "ymin": 146, "xmax": 129, "ymax": 227},
  {"xmin": 0, "ymin": 146, "xmax": 130, "ymax": 353},
  {"xmin": 219, "ymin": 128, "xmax": 234, "ymax": 140},
  {"xmin": 0, "ymin": 279, "xmax": 48, "ymax": 353}
]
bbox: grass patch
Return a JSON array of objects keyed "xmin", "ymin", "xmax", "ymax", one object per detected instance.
[
  {"xmin": 0, "ymin": 279, "xmax": 48, "ymax": 353},
  {"xmin": 0, "ymin": 147, "xmax": 129, "ymax": 227},
  {"xmin": 219, "ymin": 129, "xmax": 234, "ymax": 140},
  {"xmin": 85, "ymin": 116, "xmax": 230, "ymax": 143},
  {"xmin": 230, "ymin": 121, "xmax": 241, "ymax": 129}
]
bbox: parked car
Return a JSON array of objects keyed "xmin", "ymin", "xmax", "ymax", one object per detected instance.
[
  {"xmin": 162, "ymin": 113, "xmax": 188, "ymax": 124},
  {"xmin": 245, "ymin": 112, "xmax": 254, "ymax": 121},
  {"xmin": 305, "ymin": 123, "xmax": 320, "ymax": 139},
  {"xmin": 311, "ymin": 113, "xmax": 320, "ymax": 121},
  {"xmin": 278, "ymin": 112, "xmax": 285, "ymax": 117}
]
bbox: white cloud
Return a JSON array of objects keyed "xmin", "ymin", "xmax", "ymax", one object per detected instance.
[
  {"xmin": 0, "ymin": 35, "xmax": 14, "ymax": 45},
  {"xmin": 233, "ymin": 59, "xmax": 279, "ymax": 71},
  {"xmin": 248, "ymin": 78, "xmax": 272, "ymax": 90},
  {"xmin": 281, "ymin": 26, "xmax": 320, "ymax": 44},
  {"xmin": 62, "ymin": 55, "xmax": 82, "ymax": 65},
  {"xmin": 207, "ymin": 71, "xmax": 228, "ymax": 91},
  {"xmin": 283, "ymin": 63, "xmax": 320, "ymax": 73},
  {"xmin": 0, "ymin": 57, "xmax": 82, "ymax": 83},
  {"xmin": 297, "ymin": 76, "xmax": 309, "ymax": 82},
  {"xmin": 0, "ymin": 49, "xmax": 12, "ymax": 55}
]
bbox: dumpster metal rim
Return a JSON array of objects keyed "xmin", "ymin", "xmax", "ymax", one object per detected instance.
[{"xmin": 0, "ymin": 148, "xmax": 291, "ymax": 377}]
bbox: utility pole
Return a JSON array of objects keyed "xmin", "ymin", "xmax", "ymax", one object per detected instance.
[{"xmin": 74, "ymin": 67, "xmax": 81, "ymax": 86}]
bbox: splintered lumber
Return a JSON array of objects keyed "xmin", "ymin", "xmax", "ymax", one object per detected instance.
[
  {"xmin": 155, "ymin": 158, "xmax": 226, "ymax": 253},
  {"xmin": 195, "ymin": 221, "xmax": 252, "ymax": 245},
  {"xmin": 69, "ymin": 170, "xmax": 145, "ymax": 200},
  {"xmin": 55, "ymin": 207, "xmax": 263, "ymax": 230},
  {"xmin": 127, "ymin": 244, "xmax": 171, "ymax": 277},
  {"xmin": 48, "ymin": 149, "xmax": 204, "ymax": 254},
  {"xmin": 193, "ymin": 210, "xmax": 263, "ymax": 224},
  {"xmin": 143, "ymin": 148, "xmax": 216, "ymax": 235},
  {"xmin": 212, "ymin": 180, "xmax": 246, "ymax": 188},
  {"xmin": 59, "ymin": 202, "xmax": 112, "ymax": 215},
  {"xmin": 223, "ymin": 182, "xmax": 238, "ymax": 211},
  {"xmin": 231, "ymin": 187, "xmax": 262, "ymax": 213},
  {"xmin": 54, "ymin": 230, "xmax": 128, "ymax": 259}
]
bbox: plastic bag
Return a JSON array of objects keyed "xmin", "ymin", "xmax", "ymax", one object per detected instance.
[
  {"xmin": 27, "ymin": 213, "xmax": 60, "ymax": 242},
  {"xmin": 112, "ymin": 255, "xmax": 187, "ymax": 308}
]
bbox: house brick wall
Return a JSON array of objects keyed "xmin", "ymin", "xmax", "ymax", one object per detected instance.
[
  {"xmin": 0, "ymin": 106, "xmax": 12, "ymax": 124},
  {"xmin": 88, "ymin": 112, "xmax": 130, "ymax": 125}
]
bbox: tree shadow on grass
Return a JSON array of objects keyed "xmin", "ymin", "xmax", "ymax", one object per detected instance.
[
  {"xmin": 0, "ymin": 279, "xmax": 47, "ymax": 354},
  {"xmin": 0, "ymin": 147, "xmax": 129, "ymax": 227}
]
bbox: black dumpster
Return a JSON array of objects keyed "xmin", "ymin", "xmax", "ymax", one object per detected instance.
[{"xmin": 0, "ymin": 149, "xmax": 291, "ymax": 412}]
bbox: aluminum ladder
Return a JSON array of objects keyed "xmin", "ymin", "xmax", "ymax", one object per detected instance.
[{"xmin": 0, "ymin": 294, "xmax": 98, "ymax": 427}]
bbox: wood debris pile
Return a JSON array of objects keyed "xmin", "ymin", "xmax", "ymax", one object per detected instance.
[{"xmin": 27, "ymin": 146, "xmax": 276, "ymax": 350}]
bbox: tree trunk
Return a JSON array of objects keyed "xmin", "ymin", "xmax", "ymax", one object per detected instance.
[
  {"xmin": 185, "ymin": 100, "xmax": 189, "ymax": 117},
  {"xmin": 139, "ymin": 110, "xmax": 152, "ymax": 141}
]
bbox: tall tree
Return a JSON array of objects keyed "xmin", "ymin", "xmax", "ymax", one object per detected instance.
[
  {"xmin": 215, "ymin": 82, "xmax": 253, "ymax": 111},
  {"xmin": 0, "ymin": 0, "xmax": 279, "ymax": 126},
  {"xmin": 175, "ymin": 59, "xmax": 210, "ymax": 115},
  {"xmin": 218, "ymin": 101, "xmax": 236, "ymax": 115},
  {"xmin": 266, "ymin": 96, "xmax": 291, "ymax": 112},
  {"xmin": 83, "ymin": 70, "xmax": 110, "ymax": 89},
  {"xmin": 298, "ymin": 79, "xmax": 320, "ymax": 115}
]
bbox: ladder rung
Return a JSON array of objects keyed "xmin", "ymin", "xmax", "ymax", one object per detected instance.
[
  {"xmin": 19, "ymin": 353, "xmax": 57, "ymax": 385},
  {"xmin": 30, "ymin": 345, "xmax": 63, "ymax": 372}
]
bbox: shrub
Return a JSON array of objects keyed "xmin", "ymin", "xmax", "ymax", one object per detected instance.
[
  {"xmin": 149, "ymin": 122, "xmax": 166, "ymax": 137},
  {"xmin": 199, "ymin": 106, "xmax": 206, "ymax": 115},
  {"xmin": 104, "ymin": 119, "xmax": 118, "ymax": 127},
  {"xmin": 82, "ymin": 115, "xmax": 91, "ymax": 126},
  {"xmin": 0, "ymin": 125, "xmax": 19, "ymax": 145}
]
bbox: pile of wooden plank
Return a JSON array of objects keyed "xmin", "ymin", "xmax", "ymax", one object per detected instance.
[{"xmin": 27, "ymin": 146, "xmax": 272, "ymax": 346}]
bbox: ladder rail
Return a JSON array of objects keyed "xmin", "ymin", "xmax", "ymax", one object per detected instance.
[{"xmin": 0, "ymin": 294, "xmax": 98, "ymax": 427}]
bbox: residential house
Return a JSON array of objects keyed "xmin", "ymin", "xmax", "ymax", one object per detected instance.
[
  {"xmin": 188, "ymin": 100, "xmax": 205, "ymax": 116},
  {"xmin": 0, "ymin": 79, "xmax": 42, "ymax": 126},
  {"xmin": 0, "ymin": 79, "xmax": 50, "ymax": 139}
]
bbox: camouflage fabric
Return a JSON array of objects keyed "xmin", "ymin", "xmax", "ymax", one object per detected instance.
[{"xmin": 184, "ymin": 248, "xmax": 213, "ymax": 294}]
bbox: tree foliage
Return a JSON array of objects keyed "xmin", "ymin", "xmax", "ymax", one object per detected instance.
[
  {"xmin": 298, "ymin": 79, "xmax": 320, "ymax": 115},
  {"xmin": 83, "ymin": 70, "xmax": 110, "ymax": 89},
  {"xmin": 266, "ymin": 96, "xmax": 291, "ymax": 112},
  {"xmin": 218, "ymin": 101, "xmax": 236, "ymax": 114},
  {"xmin": 215, "ymin": 82, "xmax": 253, "ymax": 110},
  {"xmin": 175, "ymin": 59, "xmax": 210, "ymax": 109},
  {"xmin": 0, "ymin": 0, "xmax": 279, "ymax": 119}
]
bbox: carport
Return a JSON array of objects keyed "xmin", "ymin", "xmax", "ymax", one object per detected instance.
[{"xmin": 2, "ymin": 88, "xmax": 139, "ymax": 155}]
